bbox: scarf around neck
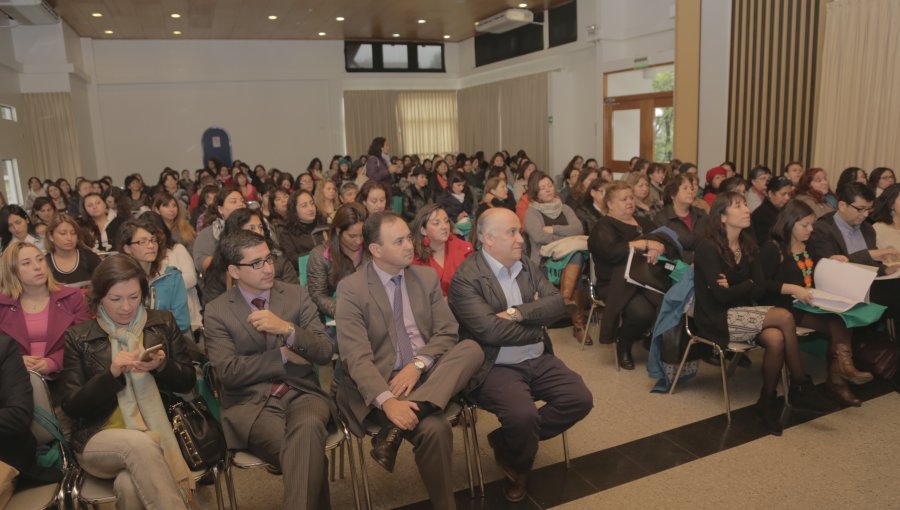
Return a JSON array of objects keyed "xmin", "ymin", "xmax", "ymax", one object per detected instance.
[{"xmin": 531, "ymin": 197, "xmax": 564, "ymax": 219}]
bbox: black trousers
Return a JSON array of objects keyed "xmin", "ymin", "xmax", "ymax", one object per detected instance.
[{"xmin": 472, "ymin": 354, "xmax": 593, "ymax": 472}]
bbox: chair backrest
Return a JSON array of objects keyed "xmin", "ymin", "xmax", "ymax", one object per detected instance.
[{"xmin": 28, "ymin": 370, "xmax": 56, "ymax": 445}]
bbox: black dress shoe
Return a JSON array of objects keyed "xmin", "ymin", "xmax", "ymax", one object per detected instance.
[{"xmin": 370, "ymin": 426, "xmax": 405, "ymax": 472}]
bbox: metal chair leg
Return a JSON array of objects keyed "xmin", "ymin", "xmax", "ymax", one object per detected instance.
[
  {"xmin": 355, "ymin": 436, "xmax": 371, "ymax": 510},
  {"xmin": 339, "ymin": 441, "xmax": 346, "ymax": 479},
  {"xmin": 459, "ymin": 406, "xmax": 475, "ymax": 498},
  {"xmin": 329, "ymin": 448, "xmax": 336, "ymax": 482},
  {"xmin": 718, "ymin": 349, "xmax": 731, "ymax": 423},
  {"xmin": 781, "ymin": 366, "xmax": 790, "ymax": 406},
  {"xmin": 342, "ymin": 427, "xmax": 362, "ymax": 510},
  {"xmin": 561, "ymin": 430, "xmax": 571, "ymax": 469},
  {"xmin": 465, "ymin": 406, "xmax": 485, "ymax": 497},
  {"xmin": 582, "ymin": 304, "xmax": 596, "ymax": 350},
  {"xmin": 614, "ymin": 339, "xmax": 620, "ymax": 371},
  {"xmin": 669, "ymin": 338, "xmax": 698, "ymax": 394},
  {"xmin": 224, "ymin": 456, "xmax": 238, "ymax": 510},
  {"xmin": 211, "ymin": 465, "xmax": 225, "ymax": 510}
]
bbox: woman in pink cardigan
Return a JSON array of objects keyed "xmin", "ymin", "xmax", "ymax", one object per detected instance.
[{"xmin": 0, "ymin": 242, "xmax": 90, "ymax": 380}]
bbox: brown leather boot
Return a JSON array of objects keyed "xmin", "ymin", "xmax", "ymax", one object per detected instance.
[
  {"xmin": 572, "ymin": 290, "xmax": 593, "ymax": 345},
  {"xmin": 826, "ymin": 377, "xmax": 861, "ymax": 407},
  {"xmin": 559, "ymin": 263, "xmax": 580, "ymax": 306},
  {"xmin": 830, "ymin": 344, "xmax": 873, "ymax": 385}
]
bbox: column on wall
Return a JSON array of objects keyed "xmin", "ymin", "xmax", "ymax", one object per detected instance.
[{"xmin": 673, "ymin": 0, "xmax": 701, "ymax": 164}]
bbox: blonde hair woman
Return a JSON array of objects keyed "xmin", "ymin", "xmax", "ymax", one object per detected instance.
[{"xmin": 314, "ymin": 179, "xmax": 340, "ymax": 224}]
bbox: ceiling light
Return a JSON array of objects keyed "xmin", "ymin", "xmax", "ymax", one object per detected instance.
[
  {"xmin": 443, "ymin": 34, "xmax": 451, "ymax": 39},
  {"xmin": 104, "ymin": 30, "xmax": 113, "ymax": 34},
  {"xmin": 392, "ymin": 33, "xmax": 400, "ymax": 38},
  {"xmin": 418, "ymin": 19, "xmax": 426, "ymax": 24},
  {"xmin": 267, "ymin": 15, "xmax": 278, "ymax": 20},
  {"xmin": 518, "ymin": 3, "xmax": 528, "ymax": 7},
  {"xmin": 336, "ymin": 17, "xmax": 345, "ymax": 21},
  {"xmin": 91, "ymin": 12, "xmax": 103, "ymax": 18},
  {"xmin": 318, "ymin": 32, "xmax": 326, "ymax": 36},
  {"xmin": 173, "ymin": 30, "xmax": 182, "ymax": 35},
  {"xmin": 170, "ymin": 13, "xmax": 181, "ymax": 18}
]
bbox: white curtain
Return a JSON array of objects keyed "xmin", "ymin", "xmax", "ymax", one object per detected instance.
[
  {"xmin": 22, "ymin": 92, "xmax": 81, "ymax": 181},
  {"xmin": 813, "ymin": 0, "xmax": 900, "ymax": 182},
  {"xmin": 396, "ymin": 91, "xmax": 458, "ymax": 157}
]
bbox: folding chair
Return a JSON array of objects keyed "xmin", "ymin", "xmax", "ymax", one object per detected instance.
[
  {"xmin": 584, "ymin": 256, "xmax": 608, "ymax": 351},
  {"xmin": 6, "ymin": 371, "xmax": 70, "ymax": 510},
  {"xmin": 669, "ymin": 297, "xmax": 789, "ymax": 422},
  {"xmin": 73, "ymin": 466, "xmax": 225, "ymax": 510}
]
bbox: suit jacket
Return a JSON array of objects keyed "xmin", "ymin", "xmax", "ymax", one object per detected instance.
[
  {"xmin": 335, "ymin": 262, "xmax": 460, "ymax": 429},
  {"xmin": 807, "ymin": 211, "xmax": 882, "ymax": 273},
  {"xmin": 204, "ymin": 280, "xmax": 334, "ymax": 449},
  {"xmin": 447, "ymin": 252, "xmax": 564, "ymax": 393}
]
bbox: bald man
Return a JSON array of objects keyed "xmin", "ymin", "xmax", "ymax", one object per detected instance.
[{"xmin": 448, "ymin": 208, "xmax": 593, "ymax": 503}]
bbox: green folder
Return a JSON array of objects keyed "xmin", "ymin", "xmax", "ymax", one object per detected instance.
[{"xmin": 793, "ymin": 301, "xmax": 887, "ymax": 328}]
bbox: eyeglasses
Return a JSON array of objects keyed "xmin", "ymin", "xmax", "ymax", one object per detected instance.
[
  {"xmin": 848, "ymin": 203, "xmax": 873, "ymax": 214},
  {"xmin": 235, "ymin": 254, "xmax": 276, "ymax": 270},
  {"xmin": 128, "ymin": 237, "xmax": 158, "ymax": 247}
]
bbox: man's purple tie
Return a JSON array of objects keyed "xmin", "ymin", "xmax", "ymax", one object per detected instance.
[{"xmin": 390, "ymin": 275, "xmax": 415, "ymax": 366}]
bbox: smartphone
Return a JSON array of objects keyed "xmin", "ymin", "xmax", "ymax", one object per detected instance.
[{"xmin": 140, "ymin": 344, "xmax": 164, "ymax": 362}]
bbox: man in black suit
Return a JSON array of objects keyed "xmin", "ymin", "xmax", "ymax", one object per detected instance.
[
  {"xmin": 808, "ymin": 182, "xmax": 900, "ymax": 322},
  {"xmin": 448, "ymin": 208, "xmax": 593, "ymax": 503}
]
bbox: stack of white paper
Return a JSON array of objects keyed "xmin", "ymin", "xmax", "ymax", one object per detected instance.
[{"xmin": 807, "ymin": 258, "xmax": 877, "ymax": 313}]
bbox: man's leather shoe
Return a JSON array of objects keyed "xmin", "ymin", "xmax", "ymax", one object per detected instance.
[
  {"xmin": 503, "ymin": 472, "xmax": 528, "ymax": 503},
  {"xmin": 370, "ymin": 426, "xmax": 404, "ymax": 473}
]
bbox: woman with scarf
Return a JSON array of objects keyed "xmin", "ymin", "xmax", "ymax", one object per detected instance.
[
  {"xmin": 60, "ymin": 254, "xmax": 196, "ymax": 509},
  {"xmin": 523, "ymin": 171, "xmax": 589, "ymax": 343}
]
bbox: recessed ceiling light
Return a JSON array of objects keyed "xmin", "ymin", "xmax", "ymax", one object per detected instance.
[
  {"xmin": 173, "ymin": 30, "xmax": 182, "ymax": 35},
  {"xmin": 91, "ymin": 12, "xmax": 103, "ymax": 18},
  {"xmin": 336, "ymin": 16, "xmax": 345, "ymax": 21},
  {"xmin": 170, "ymin": 13, "xmax": 181, "ymax": 18},
  {"xmin": 518, "ymin": 3, "xmax": 528, "ymax": 7},
  {"xmin": 418, "ymin": 19, "xmax": 426, "ymax": 24},
  {"xmin": 392, "ymin": 33, "xmax": 400, "ymax": 38},
  {"xmin": 443, "ymin": 34, "xmax": 450, "ymax": 39},
  {"xmin": 267, "ymin": 15, "xmax": 278, "ymax": 20},
  {"xmin": 104, "ymin": 30, "xmax": 113, "ymax": 34},
  {"xmin": 318, "ymin": 32, "xmax": 326, "ymax": 36}
]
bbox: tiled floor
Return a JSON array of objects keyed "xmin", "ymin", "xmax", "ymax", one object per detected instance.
[{"xmin": 209, "ymin": 322, "xmax": 898, "ymax": 510}]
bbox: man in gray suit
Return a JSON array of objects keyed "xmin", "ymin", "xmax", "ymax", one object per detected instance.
[
  {"xmin": 335, "ymin": 211, "xmax": 483, "ymax": 510},
  {"xmin": 448, "ymin": 208, "xmax": 593, "ymax": 503},
  {"xmin": 205, "ymin": 230, "xmax": 334, "ymax": 510}
]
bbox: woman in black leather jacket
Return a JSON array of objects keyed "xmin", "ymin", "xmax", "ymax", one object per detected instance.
[{"xmin": 60, "ymin": 254, "xmax": 195, "ymax": 509}]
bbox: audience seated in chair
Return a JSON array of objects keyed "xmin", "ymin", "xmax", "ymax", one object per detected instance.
[
  {"xmin": 60, "ymin": 255, "xmax": 196, "ymax": 509},
  {"xmin": 694, "ymin": 192, "xmax": 838, "ymax": 436},
  {"xmin": 448, "ymin": 207, "xmax": 592, "ymax": 503},
  {"xmin": 334, "ymin": 211, "xmax": 483, "ymax": 510},
  {"xmin": 204, "ymin": 230, "xmax": 335, "ymax": 510}
]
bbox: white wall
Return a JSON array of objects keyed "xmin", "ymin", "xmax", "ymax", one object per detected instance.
[
  {"xmin": 697, "ymin": 0, "xmax": 732, "ymax": 172},
  {"xmin": 0, "ymin": 28, "xmax": 31, "ymax": 189}
]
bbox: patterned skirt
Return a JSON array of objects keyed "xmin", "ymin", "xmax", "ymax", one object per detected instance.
[{"xmin": 726, "ymin": 306, "xmax": 773, "ymax": 344}]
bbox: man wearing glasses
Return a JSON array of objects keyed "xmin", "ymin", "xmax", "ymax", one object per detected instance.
[
  {"xmin": 204, "ymin": 230, "xmax": 335, "ymax": 510},
  {"xmin": 809, "ymin": 182, "xmax": 900, "ymax": 326}
]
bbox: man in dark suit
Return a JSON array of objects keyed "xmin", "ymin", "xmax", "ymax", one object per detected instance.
[
  {"xmin": 808, "ymin": 182, "xmax": 900, "ymax": 321},
  {"xmin": 205, "ymin": 230, "xmax": 334, "ymax": 510},
  {"xmin": 335, "ymin": 211, "xmax": 483, "ymax": 510},
  {"xmin": 447, "ymin": 208, "xmax": 593, "ymax": 503}
]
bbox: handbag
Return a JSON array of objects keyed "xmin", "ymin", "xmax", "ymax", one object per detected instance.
[
  {"xmin": 167, "ymin": 397, "xmax": 227, "ymax": 471},
  {"xmin": 853, "ymin": 336, "xmax": 900, "ymax": 380}
]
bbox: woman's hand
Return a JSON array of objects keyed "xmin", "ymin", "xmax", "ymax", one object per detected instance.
[
  {"xmin": 132, "ymin": 350, "xmax": 166, "ymax": 373},
  {"xmin": 110, "ymin": 350, "xmax": 140, "ymax": 378},
  {"xmin": 792, "ymin": 287, "xmax": 814, "ymax": 304},
  {"xmin": 543, "ymin": 226, "xmax": 554, "ymax": 234},
  {"xmin": 829, "ymin": 255, "xmax": 849, "ymax": 263},
  {"xmin": 22, "ymin": 355, "xmax": 50, "ymax": 374},
  {"xmin": 716, "ymin": 273, "xmax": 729, "ymax": 288}
]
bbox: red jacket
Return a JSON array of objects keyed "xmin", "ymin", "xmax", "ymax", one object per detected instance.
[
  {"xmin": 0, "ymin": 286, "xmax": 91, "ymax": 376},
  {"xmin": 412, "ymin": 234, "xmax": 474, "ymax": 296}
]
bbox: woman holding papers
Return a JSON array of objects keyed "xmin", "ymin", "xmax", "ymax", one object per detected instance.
[
  {"xmin": 694, "ymin": 192, "xmax": 836, "ymax": 436},
  {"xmin": 760, "ymin": 200, "xmax": 873, "ymax": 407},
  {"xmin": 588, "ymin": 181, "xmax": 664, "ymax": 368}
]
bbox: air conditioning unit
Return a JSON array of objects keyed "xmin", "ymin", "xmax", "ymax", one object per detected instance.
[
  {"xmin": 475, "ymin": 8, "xmax": 534, "ymax": 34},
  {"xmin": 0, "ymin": 0, "xmax": 59, "ymax": 26}
]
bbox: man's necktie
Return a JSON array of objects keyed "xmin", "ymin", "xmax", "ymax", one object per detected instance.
[
  {"xmin": 250, "ymin": 297, "xmax": 287, "ymax": 398},
  {"xmin": 390, "ymin": 275, "xmax": 415, "ymax": 366}
]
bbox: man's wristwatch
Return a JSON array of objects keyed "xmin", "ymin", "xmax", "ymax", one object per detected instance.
[
  {"xmin": 412, "ymin": 358, "xmax": 427, "ymax": 371},
  {"xmin": 283, "ymin": 324, "xmax": 295, "ymax": 337},
  {"xmin": 506, "ymin": 307, "xmax": 519, "ymax": 321}
]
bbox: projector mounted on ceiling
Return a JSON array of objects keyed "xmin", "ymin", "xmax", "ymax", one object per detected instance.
[
  {"xmin": 0, "ymin": 0, "xmax": 59, "ymax": 26},
  {"xmin": 475, "ymin": 8, "xmax": 534, "ymax": 34}
]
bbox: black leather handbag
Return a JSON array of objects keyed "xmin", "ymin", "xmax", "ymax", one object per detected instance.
[{"xmin": 168, "ymin": 398, "xmax": 227, "ymax": 471}]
